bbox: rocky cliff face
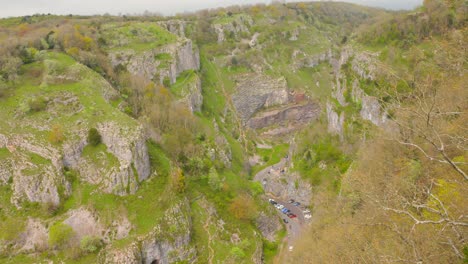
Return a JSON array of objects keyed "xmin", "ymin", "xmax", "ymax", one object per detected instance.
[
  {"xmin": 232, "ymin": 73, "xmax": 289, "ymax": 124},
  {"xmin": 157, "ymin": 20, "xmax": 187, "ymax": 38},
  {"xmin": 352, "ymin": 80, "xmax": 389, "ymax": 127},
  {"xmin": 110, "ymin": 39, "xmax": 200, "ymax": 85},
  {"xmin": 177, "ymin": 73, "xmax": 203, "ymax": 113},
  {"xmin": 247, "ymin": 103, "xmax": 320, "ymax": 130},
  {"xmin": 17, "ymin": 219, "xmax": 48, "ymax": 253},
  {"xmin": 213, "ymin": 14, "xmax": 253, "ymax": 43},
  {"xmin": 0, "ymin": 135, "xmax": 68, "ymax": 208},
  {"xmin": 326, "ymin": 102, "xmax": 345, "ymax": 139},
  {"xmin": 69, "ymin": 122, "xmax": 150, "ymax": 196},
  {"xmin": 100, "ymin": 199, "xmax": 196, "ymax": 264},
  {"xmin": 256, "ymin": 211, "xmax": 282, "ymax": 242}
]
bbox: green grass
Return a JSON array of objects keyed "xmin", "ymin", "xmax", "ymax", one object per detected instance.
[
  {"xmin": 0, "ymin": 147, "xmax": 11, "ymax": 159},
  {"xmin": 213, "ymin": 13, "xmax": 250, "ymax": 25},
  {"xmin": 82, "ymin": 143, "xmax": 120, "ymax": 170},
  {"xmin": 101, "ymin": 22, "xmax": 178, "ymax": 52},
  {"xmin": 170, "ymin": 70, "xmax": 198, "ymax": 97},
  {"xmin": 251, "ymin": 143, "xmax": 289, "ymax": 177}
]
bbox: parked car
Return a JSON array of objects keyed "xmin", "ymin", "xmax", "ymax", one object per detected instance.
[
  {"xmin": 304, "ymin": 214, "xmax": 312, "ymax": 219},
  {"xmin": 288, "ymin": 199, "xmax": 295, "ymax": 203},
  {"xmin": 288, "ymin": 214, "xmax": 297, "ymax": 219},
  {"xmin": 303, "ymin": 209, "xmax": 311, "ymax": 214},
  {"xmin": 293, "ymin": 202, "xmax": 301, "ymax": 206},
  {"xmin": 278, "ymin": 204, "xmax": 284, "ymax": 210},
  {"xmin": 288, "ymin": 246, "xmax": 294, "ymax": 252},
  {"xmin": 282, "ymin": 208, "xmax": 289, "ymax": 214},
  {"xmin": 283, "ymin": 218, "xmax": 288, "ymax": 223},
  {"xmin": 269, "ymin": 199, "xmax": 277, "ymax": 205}
]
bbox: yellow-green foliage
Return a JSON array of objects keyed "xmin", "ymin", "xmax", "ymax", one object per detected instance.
[{"xmin": 49, "ymin": 222, "xmax": 75, "ymax": 249}]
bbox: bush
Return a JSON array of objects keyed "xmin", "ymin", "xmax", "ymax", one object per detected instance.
[
  {"xmin": 229, "ymin": 194, "xmax": 258, "ymax": 221},
  {"xmin": 231, "ymin": 247, "xmax": 246, "ymax": 258},
  {"xmin": 28, "ymin": 97, "xmax": 48, "ymax": 112},
  {"xmin": 48, "ymin": 222, "xmax": 75, "ymax": 249},
  {"xmin": 171, "ymin": 168, "xmax": 185, "ymax": 193},
  {"xmin": 48, "ymin": 124, "xmax": 65, "ymax": 144},
  {"xmin": 80, "ymin": 236, "xmax": 102, "ymax": 253},
  {"xmin": 87, "ymin": 128, "xmax": 102, "ymax": 146}
]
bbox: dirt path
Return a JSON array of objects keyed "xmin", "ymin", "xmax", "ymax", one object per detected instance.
[{"xmin": 200, "ymin": 200, "xmax": 215, "ymax": 264}]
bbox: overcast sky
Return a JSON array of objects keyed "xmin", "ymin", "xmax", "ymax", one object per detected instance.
[{"xmin": 0, "ymin": 0, "xmax": 423, "ymax": 18}]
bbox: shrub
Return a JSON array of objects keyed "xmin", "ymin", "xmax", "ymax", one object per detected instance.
[
  {"xmin": 163, "ymin": 76, "xmax": 171, "ymax": 88},
  {"xmin": 80, "ymin": 236, "xmax": 102, "ymax": 253},
  {"xmin": 48, "ymin": 124, "xmax": 65, "ymax": 144},
  {"xmin": 87, "ymin": 128, "xmax": 102, "ymax": 146},
  {"xmin": 28, "ymin": 97, "xmax": 48, "ymax": 112},
  {"xmin": 231, "ymin": 247, "xmax": 246, "ymax": 258},
  {"xmin": 229, "ymin": 194, "xmax": 258, "ymax": 221},
  {"xmin": 171, "ymin": 168, "xmax": 185, "ymax": 193},
  {"xmin": 48, "ymin": 222, "xmax": 75, "ymax": 249},
  {"xmin": 0, "ymin": 81, "xmax": 8, "ymax": 99}
]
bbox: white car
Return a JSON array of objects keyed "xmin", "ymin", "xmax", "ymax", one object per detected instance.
[
  {"xmin": 278, "ymin": 204, "xmax": 284, "ymax": 210},
  {"xmin": 288, "ymin": 246, "xmax": 294, "ymax": 252},
  {"xmin": 303, "ymin": 209, "xmax": 311, "ymax": 214},
  {"xmin": 304, "ymin": 213, "xmax": 312, "ymax": 219}
]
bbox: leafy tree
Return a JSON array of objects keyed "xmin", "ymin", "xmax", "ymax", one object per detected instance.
[
  {"xmin": 171, "ymin": 168, "xmax": 185, "ymax": 193},
  {"xmin": 49, "ymin": 222, "xmax": 75, "ymax": 249},
  {"xmin": 87, "ymin": 128, "xmax": 102, "ymax": 146},
  {"xmin": 28, "ymin": 97, "xmax": 48, "ymax": 112},
  {"xmin": 80, "ymin": 236, "xmax": 102, "ymax": 253},
  {"xmin": 229, "ymin": 194, "xmax": 257, "ymax": 221}
]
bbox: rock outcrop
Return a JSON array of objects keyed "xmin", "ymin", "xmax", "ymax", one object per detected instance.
[
  {"xmin": 327, "ymin": 102, "xmax": 345, "ymax": 139},
  {"xmin": 72, "ymin": 122, "xmax": 150, "ymax": 196},
  {"xmin": 232, "ymin": 73, "xmax": 289, "ymax": 123},
  {"xmin": 254, "ymin": 152, "xmax": 312, "ymax": 205},
  {"xmin": 247, "ymin": 103, "xmax": 320, "ymax": 130},
  {"xmin": 63, "ymin": 208, "xmax": 104, "ymax": 241},
  {"xmin": 177, "ymin": 73, "xmax": 203, "ymax": 112},
  {"xmin": 352, "ymin": 80, "xmax": 388, "ymax": 127},
  {"xmin": 100, "ymin": 199, "xmax": 196, "ymax": 264},
  {"xmin": 18, "ymin": 219, "xmax": 48, "ymax": 253},
  {"xmin": 157, "ymin": 20, "xmax": 186, "ymax": 37},
  {"xmin": 213, "ymin": 14, "xmax": 253, "ymax": 43},
  {"xmin": 256, "ymin": 211, "xmax": 282, "ymax": 242},
  {"xmin": 110, "ymin": 39, "xmax": 200, "ymax": 85}
]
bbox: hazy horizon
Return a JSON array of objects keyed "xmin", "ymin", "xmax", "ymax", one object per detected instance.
[{"xmin": 1, "ymin": 0, "xmax": 423, "ymax": 18}]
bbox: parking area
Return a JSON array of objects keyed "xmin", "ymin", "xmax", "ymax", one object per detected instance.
[{"xmin": 267, "ymin": 197, "xmax": 312, "ymax": 251}]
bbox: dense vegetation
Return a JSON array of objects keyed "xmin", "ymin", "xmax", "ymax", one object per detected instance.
[{"xmin": 0, "ymin": 0, "xmax": 466, "ymax": 263}]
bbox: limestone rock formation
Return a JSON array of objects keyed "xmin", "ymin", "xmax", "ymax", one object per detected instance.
[
  {"xmin": 213, "ymin": 14, "xmax": 253, "ymax": 43},
  {"xmin": 72, "ymin": 122, "xmax": 150, "ymax": 196},
  {"xmin": 352, "ymin": 80, "xmax": 388, "ymax": 127},
  {"xmin": 63, "ymin": 208, "xmax": 104, "ymax": 241},
  {"xmin": 247, "ymin": 103, "xmax": 320, "ymax": 130},
  {"xmin": 232, "ymin": 73, "xmax": 289, "ymax": 123},
  {"xmin": 256, "ymin": 211, "xmax": 282, "ymax": 242},
  {"xmin": 327, "ymin": 102, "xmax": 345, "ymax": 139},
  {"xmin": 18, "ymin": 219, "xmax": 49, "ymax": 253},
  {"xmin": 177, "ymin": 73, "xmax": 203, "ymax": 112},
  {"xmin": 100, "ymin": 199, "xmax": 196, "ymax": 264},
  {"xmin": 157, "ymin": 20, "xmax": 186, "ymax": 37},
  {"xmin": 110, "ymin": 39, "xmax": 200, "ymax": 85}
]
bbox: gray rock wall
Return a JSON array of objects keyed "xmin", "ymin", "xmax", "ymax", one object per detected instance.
[
  {"xmin": 326, "ymin": 102, "xmax": 345, "ymax": 140},
  {"xmin": 232, "ymin": 73, "xmax": 289, "ymax": 124},
  {"xmin": 110, "ymin": 40, "xmax": 200, "ymax": 86}
]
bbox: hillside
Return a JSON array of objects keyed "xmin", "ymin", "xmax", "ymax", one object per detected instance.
[{"xmin": 0, "ymin": 1, "xmax": 466, "ymax": 263}]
